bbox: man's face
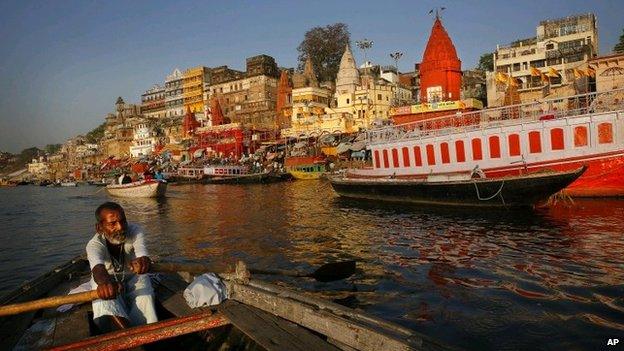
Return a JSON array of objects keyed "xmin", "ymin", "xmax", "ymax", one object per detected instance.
[{"xmin": 96, "ymin": 209, "xmax": 128, "ymax": 245}]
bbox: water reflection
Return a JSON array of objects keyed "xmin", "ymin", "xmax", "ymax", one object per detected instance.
[{"xmin": 1, "ymin": 184, "xmax": 624, "ymax": 350}]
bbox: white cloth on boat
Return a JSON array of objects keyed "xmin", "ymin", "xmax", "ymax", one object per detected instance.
[
  {"xmin": 183, "ymin": 273, "xmax": 227, "ymax": 308},
  {"xmin": 91, "ymin": 273, "xmax": 158, "ymax": 325},
  {"xmin": 86, "ymin": 224, "xmax": 156, "ymax": 325},
  {"xmin": 57, "ymin": 281, "xmax": 92, "ymax": 312}
]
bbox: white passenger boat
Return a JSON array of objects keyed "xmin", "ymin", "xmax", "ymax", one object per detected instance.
[{"xmin": 105, "ymin": 179, "xmax": 167, "ymax": 198}]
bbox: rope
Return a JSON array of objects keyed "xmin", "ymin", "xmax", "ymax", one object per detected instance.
[{"xmin": 474, "ymin": 180, "xmax": 505, "ymax": 201}]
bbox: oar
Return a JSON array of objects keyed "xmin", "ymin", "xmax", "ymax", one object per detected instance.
[
  {"xmin": 151, "ymin": 260, "xmax": 356, "ymax": 283},
  {"xmin": 0, "ymin": 290, "xmax": 100, "ymax": 317}
]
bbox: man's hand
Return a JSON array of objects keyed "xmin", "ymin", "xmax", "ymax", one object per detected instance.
[
  {"xmin": 96, "ymin": 282, "xmax": 122, "ymax": 300},
  {"xmin": 131, "ymin": 256, "xmax": 150, "ymax": 274}
]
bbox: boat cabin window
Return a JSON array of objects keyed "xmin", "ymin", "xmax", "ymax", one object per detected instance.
[
  {"xmin": 413, "ymin": 146, "xmax": 422, "ymax": 167},
  {"xmin": 574, "ymin": 126, "xmax": 588, "ymax": 147},
  {"xmin": 402, "ymin": 147, "xmax": 410, "ymax": 167},
  {"xmin": 426, "ymin": 144, "xmax": 436, "ymax": 165},
  {"xmin": 382, "ymin": 150, "xmax": 390, "ymax": 168},
  {"xmin": 455, "ymin": 140, "xmax": 466, "ymax": 162},
  {"xmin": 391, "ymin": 148, "xmax": 399, "ymax": 168},
  {"xmin": 440, "ymin": 142, "xmax": 450, "ymax": 164},
  {"xmin": 529, "ymin": 131, "xmax": 542, "ymax": 153},
  {"xmin": 598, "ymin": 123, "xmax": 613, "ymax": 144},
  {"xmin": 471, "ymin": 138, "xmax": 483, "ymax": 160},
  {"xmin": 489, "ymin": 136, "xmax": 501, "ymax": 158},
  {"xmin": 550, "ymin": 128, "xmax": 565, "ymax": 150},
  {"xmin": 508, "ymin": 134, "xmax": 521, "ymax": 156}
]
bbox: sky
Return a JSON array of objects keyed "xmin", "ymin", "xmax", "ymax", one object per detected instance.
[{"xmin": 0, "ymin": 0, "xmax": 622, "ymax": 153}]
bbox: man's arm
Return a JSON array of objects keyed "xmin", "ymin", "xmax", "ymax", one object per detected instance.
[
  {"xmin": 92, "ymin": 264, "xmax": 122, "ymax": 299},
  {"xmin": 129, "ymin": 224, "xmax": 150, "ymax": 274}
]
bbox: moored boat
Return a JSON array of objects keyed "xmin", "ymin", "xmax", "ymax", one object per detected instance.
[
  {"xmin": 285, "ymin": 156, "xmax": 327, "ymax": 180},
  {"xmin": 330, "ymin": 166, "xmax": 586, "ymax": 208},
  {"xmin": 0, "ymin": 257, "xmax": 446, "ymax": 351},
  {"xmin": 106, "ymin": 179, "xmax": 167, "ymax": 198},
  {"xmin": 362, "ymin": 88, "xmax": 624, "ymax": 197}
]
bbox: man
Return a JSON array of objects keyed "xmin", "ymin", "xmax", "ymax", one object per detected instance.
[{"xmin": 87, "ymin": 202, "xmax": 158, "ymax": 331}]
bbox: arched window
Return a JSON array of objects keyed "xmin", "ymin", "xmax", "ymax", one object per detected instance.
[
  {"xmin": 529, "ymin": 131, "xmax": 541, "ymax": 153},
  {"xmin": 440, "ymin": 142, "xmax": 450, "ymax": 164},
  {"xmin": 508, "ymin": 134, "xmax": 521, "ymax": 156},
  {"xmin": 426, "ymin": 144, "xmax": 436, "ymax": 165},
  {"xmin": 391, "ymin": 148, "xmax": 400, "ymax": 168},
  {"xmin": 402, "ymin": 147, "xmax": 410, "ymax": 167},
  {"xmin": 471, "ymin": 138, "xmax": 482, "ymax": 160},
  {"xmin": 598, "ymin": 123, "xmax": 613, "ymax": 144},
  {"xmin": 455, "ymin": 140, "xmax": 466, "ymax": 162},
  {"xmin": 550, "ymin": 128, "xmax": 564, "ymax": 150},
  {"xmin": 574, "ymin": 126, "xmax": 588, "ymax": 147},
  {"xmin": 382, "ymin": 149, "xmax": 389, "ymax": 168},
  {"xmin": 413, "ymin": 146, "xmax": 422, "ymax": 166},
  {"xmin": 489, "ymin": 136, "xmax": 501, "ymax": 158}
]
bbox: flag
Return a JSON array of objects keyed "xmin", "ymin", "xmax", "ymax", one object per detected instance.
[
  {"xmin": 541, "ymin": 72, "xmax": 550, "ymax": 84},
  {"xmin": 530, "ymin": 66, "xmax": 541, "ymax": 77},
  {"xmin": 508, "ymin": 76, "xmax": 520, "ymax": 87},
  {"xmin": 495, "ymin": 71, "xmax": 509, "ymax": 83},
  {"xmin": 586, "ymin": 66, "xmax": 596, "ymax": 77},
  {"xmin": 573, "ymin": 68, "xmax": 585, "ymax": 79},
  {"xmin": 547, "ymin": 67, "xmax": 560, "ymax": 78}
]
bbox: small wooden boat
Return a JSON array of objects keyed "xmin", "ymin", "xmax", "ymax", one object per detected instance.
[
  {"xmin": 206, "ymin": 171, "xmax": 273, "ymax": 184},
  {"xmin": 106, "ymin": 179, "xmax": 167, "ymax": 198},
  {"xmin": 0, "ymin": 257, "xmax": 448, "ymax": 351},
  {"xmin": 329, "ymin": 166, "xmax": 587, "ymax": 208},
  {"xmin": 285, "ymin": 156, "xmax": 327, "ymax": 180},
  {"xmin": 60, "ymin": 182, "xmax": 77, "ymax": 187}
]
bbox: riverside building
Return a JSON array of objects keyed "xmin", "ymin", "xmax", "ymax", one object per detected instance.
[
  {"xmin": 165, "ymin": 68, "xmax": 184, "ymax": 118},
  {"xmin": 140, "ymin": 85, "xmax": 166, "ymax": 119}
]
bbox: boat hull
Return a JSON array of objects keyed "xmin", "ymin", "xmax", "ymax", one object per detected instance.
[
  {"xmin": 205, "ymin": 172, "xmax": 273, "ymax": 184},
  {"xmin": 106, "ymin": 180, "xmax": 167, "ymax": 198},
  {"xmin": 330, "ymin": 167, "xmax": 586, "ymax": 207},
  {"xmin": 289, "ymin": 170, "xmax": 324, "ymax": 180}
]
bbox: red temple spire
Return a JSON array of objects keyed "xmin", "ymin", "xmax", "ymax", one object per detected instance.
[
  {"xmin": 210, "ymin": 98, "xmax": 224, "ymax": 126},
  {"xmin": 419, "ymin": 17, "xmax": 462, "ymax": 103},
  {"xmin": 183, "ymin": 107, "xmax": 199, "ymax": 136},
  {"xmin": 275, "ymin": 70, "xmax": 291, "ymax": 128}
]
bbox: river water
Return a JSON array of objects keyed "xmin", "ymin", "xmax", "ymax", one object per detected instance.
[{"xmin": 0, "ymin": 182, "xmax": 623, "ymax": 350}]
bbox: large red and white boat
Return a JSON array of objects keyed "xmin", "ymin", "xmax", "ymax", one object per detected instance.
[{"xmin": 347, "ymin": 88, "xmax": 624, "ymax": 197}]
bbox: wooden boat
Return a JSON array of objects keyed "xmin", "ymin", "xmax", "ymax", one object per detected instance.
[
  {"xmin": 60, "ymin": 182, "xmax": 77, "ymax": 187},
  {"xmin": 329, "ymin": 166, "xmax": 587, "ymax": 208},
  {"xmin": 106, "ymin": 179, "xmax": 167, "ymax": 198},
  {"xmin": 174, "ymin": 166, "xmax": 206, "ymax": 184},
  {"xmin": 0, "ymin": 257, "xmax": 449, "ymax": 351},
  {"xmin": 285, "ymin": 156, "xmax": 327, "ymax": 180},
  {"xmin": 206, "ymin": 171, "xmax": 273, "ymax": 184}
]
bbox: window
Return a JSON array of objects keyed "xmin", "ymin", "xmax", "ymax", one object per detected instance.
[
  {"xmin": 471, "ymin": 138, "xmax": 482, "ymax": 160},
  {"xmin": 382, "ymin": 150, "xmax": 389, "ymax": 168},
  {"xmin": 550, "ymin": 128, "xmax": 564, "ymax": 150},
  {"xmin": 489, "ymin": 136, "xmax": 501, "ymax": 158},
  {"xmin": 440, "ymin": 143, "xmax": 450, "ymax": 164},
  {"xmin": 402, "ymin": 147, "xmax": 410, "ymax": 167},
  {"xmin": 346, "ymin": 98, "xmax": 350, "ymax": 104},
  {"xmin": 529, "ymin": 131, "xmax": 542, "ymax": 153},
  {"xmin": 426, "ymin": 144, "xmax": 436, "ymax": 165},
  {"xmin": 574, "ymin": 126, "xmax": 588, "ymax": 147},
  {"xmin": 508, "ymin": 134, "xmax": 521, "ymax": 156},
  {"xmin": 598, "ymin": 123, "xmax": 613, "ymax": 144},
  {"xmin": 413, "ymin": 146, "xmax": 422, "ymax": 166},
  {"xmin": 377, "ymin": 94, "xmax": 382, "ymax": 101},
  {"xmin": 391, "ymin": 148, "xmax": 399, "ymax": 168},
  {"xmin": 455, "ymin": 140, "xmax": 465, "ymax": 162},
  {"xmin": 546, "ymin": 43, "xmax": 555, "ymax": 50}
]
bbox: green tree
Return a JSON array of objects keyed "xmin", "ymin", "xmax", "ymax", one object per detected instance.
[
  {"xmin": 85, "ymin": 122, "xmax": 106, "ymax": 144},
  {"xmin": 44, "ymin": 144, "xmax": 61, "ymax": 155},
  {"xmin": 614, "ymin": 28, "xmax": 624, "ymax": 54},
  {"xmin": 477, "ymin": 52, "xmax": 494, "ymax": 72},
  {"xmin": 297, "ymin": 23, "xmax": 351, "ymax": 83}
]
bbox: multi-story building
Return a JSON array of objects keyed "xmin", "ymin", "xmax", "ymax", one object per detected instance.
[
  {"xmin": 487, "ymin": 13, "xmax": 598, "ymax": 106},
  {"xmin": 129, "ymin": 121, "xmax": 158, "ymax": 158},
  {"xmin": 101, "ymin": 97, "xmax": 142, "ymax": 158},
  {"xmin": 206, "ymin": 55, "xmax": 280, "ymax": 129},
  {"xmin": 165, "ymin": 68, "xmax": 184, "ymax": 118},
  {"xmin": 183, "ymin": 66, "xmax": 211, "ymax": 116},
  {"xmin": 589, "ymin": 53, "xmax": 624, "ymax": 93},
  {"xmin": 140, "ymin": 84, "xmax": 166, "ymax": 119}
]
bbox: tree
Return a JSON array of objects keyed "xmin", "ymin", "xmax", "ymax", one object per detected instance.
[
  {"xmin": 477, "ymin": 52, "xmax": 494, "ymax": 72},
  {"xmin": 614, "ymin": 28, "xmax": 624, "ymax": 54},
  {"xmin": 85, "ymin": 122, "xmax": 106, "ymax": 144},
  {"xmin": 297, "ymin": 23, "xmax": 350, "ymax": 83},
  {"xmin": 44, "ymin": 144, "xmax": 61, "ymax": 155}
]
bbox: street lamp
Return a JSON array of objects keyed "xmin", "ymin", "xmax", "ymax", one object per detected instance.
[{"xmin": 389, "ymin": 51, "xmax": 403, "ymax": 105}]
